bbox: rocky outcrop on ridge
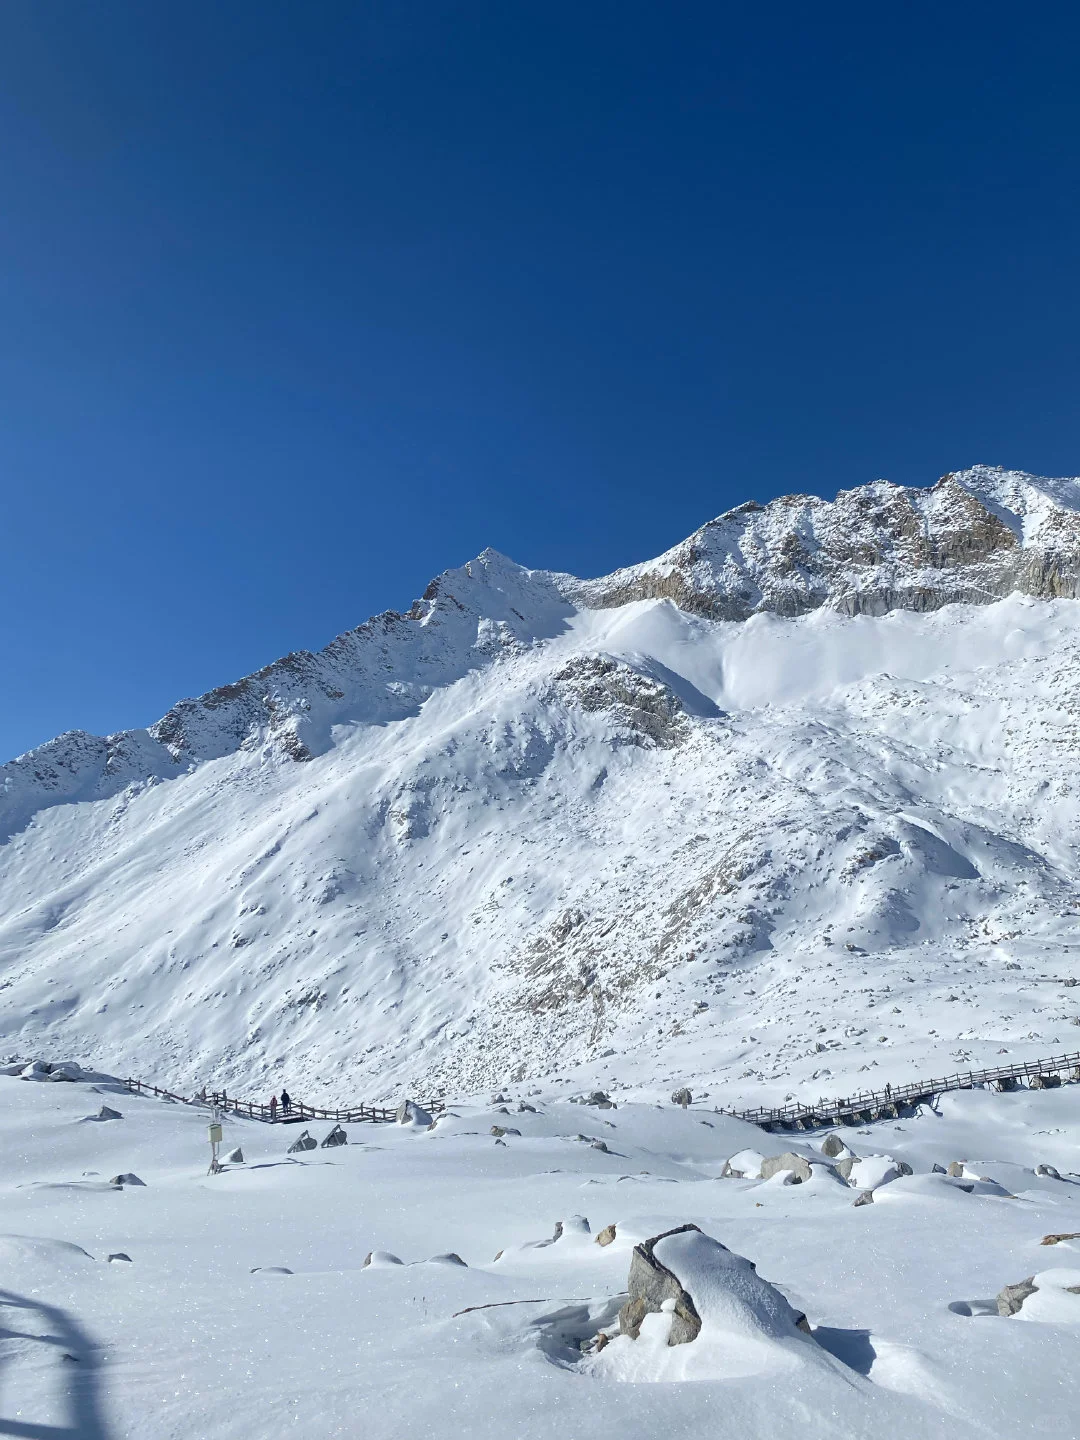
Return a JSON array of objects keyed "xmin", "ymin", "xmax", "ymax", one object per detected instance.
[{"xmin": 567, "ymin": 467, "xmax": 1080, "ymax": 620}]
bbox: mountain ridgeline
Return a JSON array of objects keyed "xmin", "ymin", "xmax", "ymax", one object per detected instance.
[{"xmin": 2, "ymin": 465, "xmax": 1080, "ymax": 1104}]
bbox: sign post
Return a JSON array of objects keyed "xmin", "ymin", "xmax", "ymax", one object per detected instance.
[{"xmin": 208, "ymin": 1110, "xmax": 224, "ymax": 1175}]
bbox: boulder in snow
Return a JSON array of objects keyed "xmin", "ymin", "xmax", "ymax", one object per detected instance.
[
  {"xmin": 585, "ymin": 1091, "xmax": 614, "ymax": 1109},
  {"xmin": 396, "ymin": 1099, "xmax": 434, "ymax": 1127},
  {"xmin": 721, "ymin": 1149, "xmax": 765, "ymax": 1179},
  {"xmin": 670, "ymin": 1087, "xmax": 693, "ymax": 1108},
  {"xmin": 321, "ymin": 1125, "xmax": 347, "ymax": 1148},
  {"xmin": 1036, "ymin": 1164, "xmax": 1061, "ymax": 1179},
  {"xmin": 1041, "ymin": 1233, "xmax": 1080, "ymax": 1246},
  {"xmin": 596, "ymin": 1224, "xmax": 617, "ymax": 1247},
  {"xmin": 225, "ymin": 1147, "xmax": 244, "ymax": 1164},
  {"xmin": 20, "ymin": 1060, "xmax": 53, "ymax": 1080},
  {"xmin": 821, "ymin": 1133, "xmax": 850, "ymax": 1159},
  {"xmin": 363, "ymin": 1251, "xmax": 404, "ymax": 1268},
  {"xmin": 94, "ymin": 1106, "xmax": 123, "ymax": 1121},
  {"xmin": 110, "ymin": 1173, "xmax": 145, "ymax": 1187},
  {"xmin": 107, "ymin": 1253, "xmax": 132, "ymax": 1263},
  {"xmin": 947, "ymin": 1161, "xmax": 966, "ymax": 1178},
  {"xmin": 853, "ymin": 1191, "xmax": 874, "ymax": 1207},
  {"xmin": 760, "ymin": 1152, "xmax": 812, "ymax": 1183},
  {"xmin": 490, "ymin": 1125, "xmax": 521, "ymax": 1137},
  {"xmin": 617, "ymin": 1224, "xmax": 812, "ymax": 1348},
  {"xmin": 997, "ymin": 1276, "xmax": 1038, "ymax": 1316},
  {"xmin": 287, "ymin": 1130, "xmax": 318, "ymax": 1153}
]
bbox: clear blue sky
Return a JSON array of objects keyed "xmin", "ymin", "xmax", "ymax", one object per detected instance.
[{"xmin": 2, "ymin": 2, "xmax": 1079, "ymax": 760}]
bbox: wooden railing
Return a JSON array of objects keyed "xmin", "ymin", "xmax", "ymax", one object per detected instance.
[
  {"xmin": 122, "ymin": 1076, "xmax": 445, "ymax": 1124},
  {"xmin": 717, "ymin": 1049, "xmax": 1080, "ymax": 1130}
]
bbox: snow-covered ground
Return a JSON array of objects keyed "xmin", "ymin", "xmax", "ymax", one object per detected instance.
[{"xmin": 3, "ymin": 1067, "xmax": 1079, "ymax": 1438}]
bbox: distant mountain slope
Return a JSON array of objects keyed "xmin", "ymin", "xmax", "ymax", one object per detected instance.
[{"xmin": 2, "ymin": 466, "xmax": 1080, "ymax": 1104}]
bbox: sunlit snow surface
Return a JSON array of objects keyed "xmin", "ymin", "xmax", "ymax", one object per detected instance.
[
  {"xmin": 2, "ymin": 586, "xmax": 1080, "ymax": 1103},
  {"xmin": 2, "ymin": 1073, "xmax": 1080, "ymax": 1437}
]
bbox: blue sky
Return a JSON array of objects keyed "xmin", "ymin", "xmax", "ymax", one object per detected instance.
[{"xmin": 2, "ymin": 2, "xmax": 1079, "ymax": 759}]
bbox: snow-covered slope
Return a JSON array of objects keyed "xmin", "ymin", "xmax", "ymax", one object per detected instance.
[
  {"xmin": 3, "ymin": 1070, "xmax": 1080, "ymax": 1438},
  {"xmin": 3, "ymin": 466, "xmax": 1080, "ymax": 1105}
]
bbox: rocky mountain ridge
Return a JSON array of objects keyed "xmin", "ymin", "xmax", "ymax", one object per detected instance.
[
  {"xmin": 5, "ymin": 466, "xmax": 1079, "ymax": 827},
  {"xmin": 3, "ymin": 464, "xmax": 1080, "ymax": 1105}
]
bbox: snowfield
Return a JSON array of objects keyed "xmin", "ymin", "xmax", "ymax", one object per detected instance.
[{"xmin": 2, "ymin": 1069, "xmax": 1080, "ymax": 1437}]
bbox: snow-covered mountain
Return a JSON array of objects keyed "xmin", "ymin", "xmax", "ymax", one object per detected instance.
[{"xmin": 4, "ymin": 464, "xmax": 1080, "ymax": 1105}]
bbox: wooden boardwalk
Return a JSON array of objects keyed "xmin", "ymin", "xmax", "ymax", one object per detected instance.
[
  {"xmin": 122, "ymin": 1077, "xmax": 445, "ymax": 1125},
  {"xmin": 122, "ymin": 1046, "xmax": 1080, "ymax": 1135},
  {"xmin": 717, "ymin": 1049, "xmax": 1080, "ymax": 1132}
]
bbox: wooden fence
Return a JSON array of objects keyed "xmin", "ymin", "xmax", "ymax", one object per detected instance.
[
  {"xmin": 104, "ymin": 1048, "xmax": 1080, "ymax": 1134},
  {"xmin": 717, "ymin": 1049, "xmax": 1080, "ymax": 1131},
  {"xmin": 122, "ymin": 1076, "xmax": 445, "ymax": 1125}
]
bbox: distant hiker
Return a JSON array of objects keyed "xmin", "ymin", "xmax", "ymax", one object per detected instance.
[
  {"xmin": 885, "ymin": 1082, "xmax": 892, "ymax": 1100},
  {"xmin": 269, "ymin": 1094, "xmax": 278, "ymax": 1121},
  {"xmin": 281, "ymin": 1088, "xmax": 291, "ymax": 1116}
]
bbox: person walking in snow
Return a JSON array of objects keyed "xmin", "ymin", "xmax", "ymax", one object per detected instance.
[
  {"xmin": 269, "ymin": 1094, "xmax": 278, "ymax": 1121},
  {"xmin": 281, "ymin": 1088, "xmax": 291, "ymax": 1116}
]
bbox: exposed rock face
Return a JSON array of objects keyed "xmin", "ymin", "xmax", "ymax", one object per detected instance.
[
  {"xmin": 618, "ymin": 1225, "xmax": 705, "ymax": 1345},
  {"xmin": 617, "ymin": 1223, "xmax": 813, "ymax": 1348},
  {"xmin": 550, "ymin": 657, "xmax": 687, "ymax": 749},
  {"xmin": 568, "ymin": 468, "xmax": 1080, "ymax": 622},
  {"xmin": 997, "ymin": 1276, "xmax": 1038, "ymax": 1316}
]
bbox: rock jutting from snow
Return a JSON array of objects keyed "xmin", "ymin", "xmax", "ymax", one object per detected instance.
[
  {"xmin": 671, "ymin": 1087, "xmax": 692, "ymax": 1108},
  {"xmin": 821, "ymin": 1133, "xmax": 848, "ymax": 1159},
  {"xmin": 997, "ymin": 1276, "xmax": 1039, "ymax": 1316},
  {"xmin": 287, "ymin": 1131, "xmax": 318, "ymax": 1153},
  {"xmin": 107, "ymin": 1253, "xmax": 132, "ymax": 1262},
  {"xmin": 363, "ymin": 1251, "xmax": 404, "ymax": 1268},
  {"xmin": 110, "ymin": 1173, "xmax": 145, "ymax": 1187},
  {"xmin": 321, "ymin": 1125, "xmax": 347, "ymax": 1148},
  {"xmin": 618, "ymin": 1225, "xmax": 704, "ymax": 1345},
  {"xmin": 617, "ymin": 1223, "xmax": 813, "ymax": 1348},
  {"xmin": 760, "ymin": 1153, "xmax": 813, "ymax": 1183},
  {"xmin": 225, "ymin": 1147, "xmax": 244, "ymax": 1163},
  {"xmin": 96, "ymin": 1105, "xmax": 123, "ymax": 1121},
  {"xmin": 721, "ymin": 1149, "xmax": 765, "ymax": 1179},
  {"xmin": 1036, "ymin": 1164, "xmax": 1062, "ymax": 1179},
  {"xmin": 1041, "ymin": 1233, "xmax": 1080, "ymax": 1246},
  {"xmin": 396, "ymin": 1100, "xmax": 434, "ymax": 1127},
  {"xmin": 596, "ymin": 1223, "xmax": 617, "ymax": 1246},
  {"xmin": 490, "ymin": 1125, "xmax": 520, "ymax": 1137}
]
